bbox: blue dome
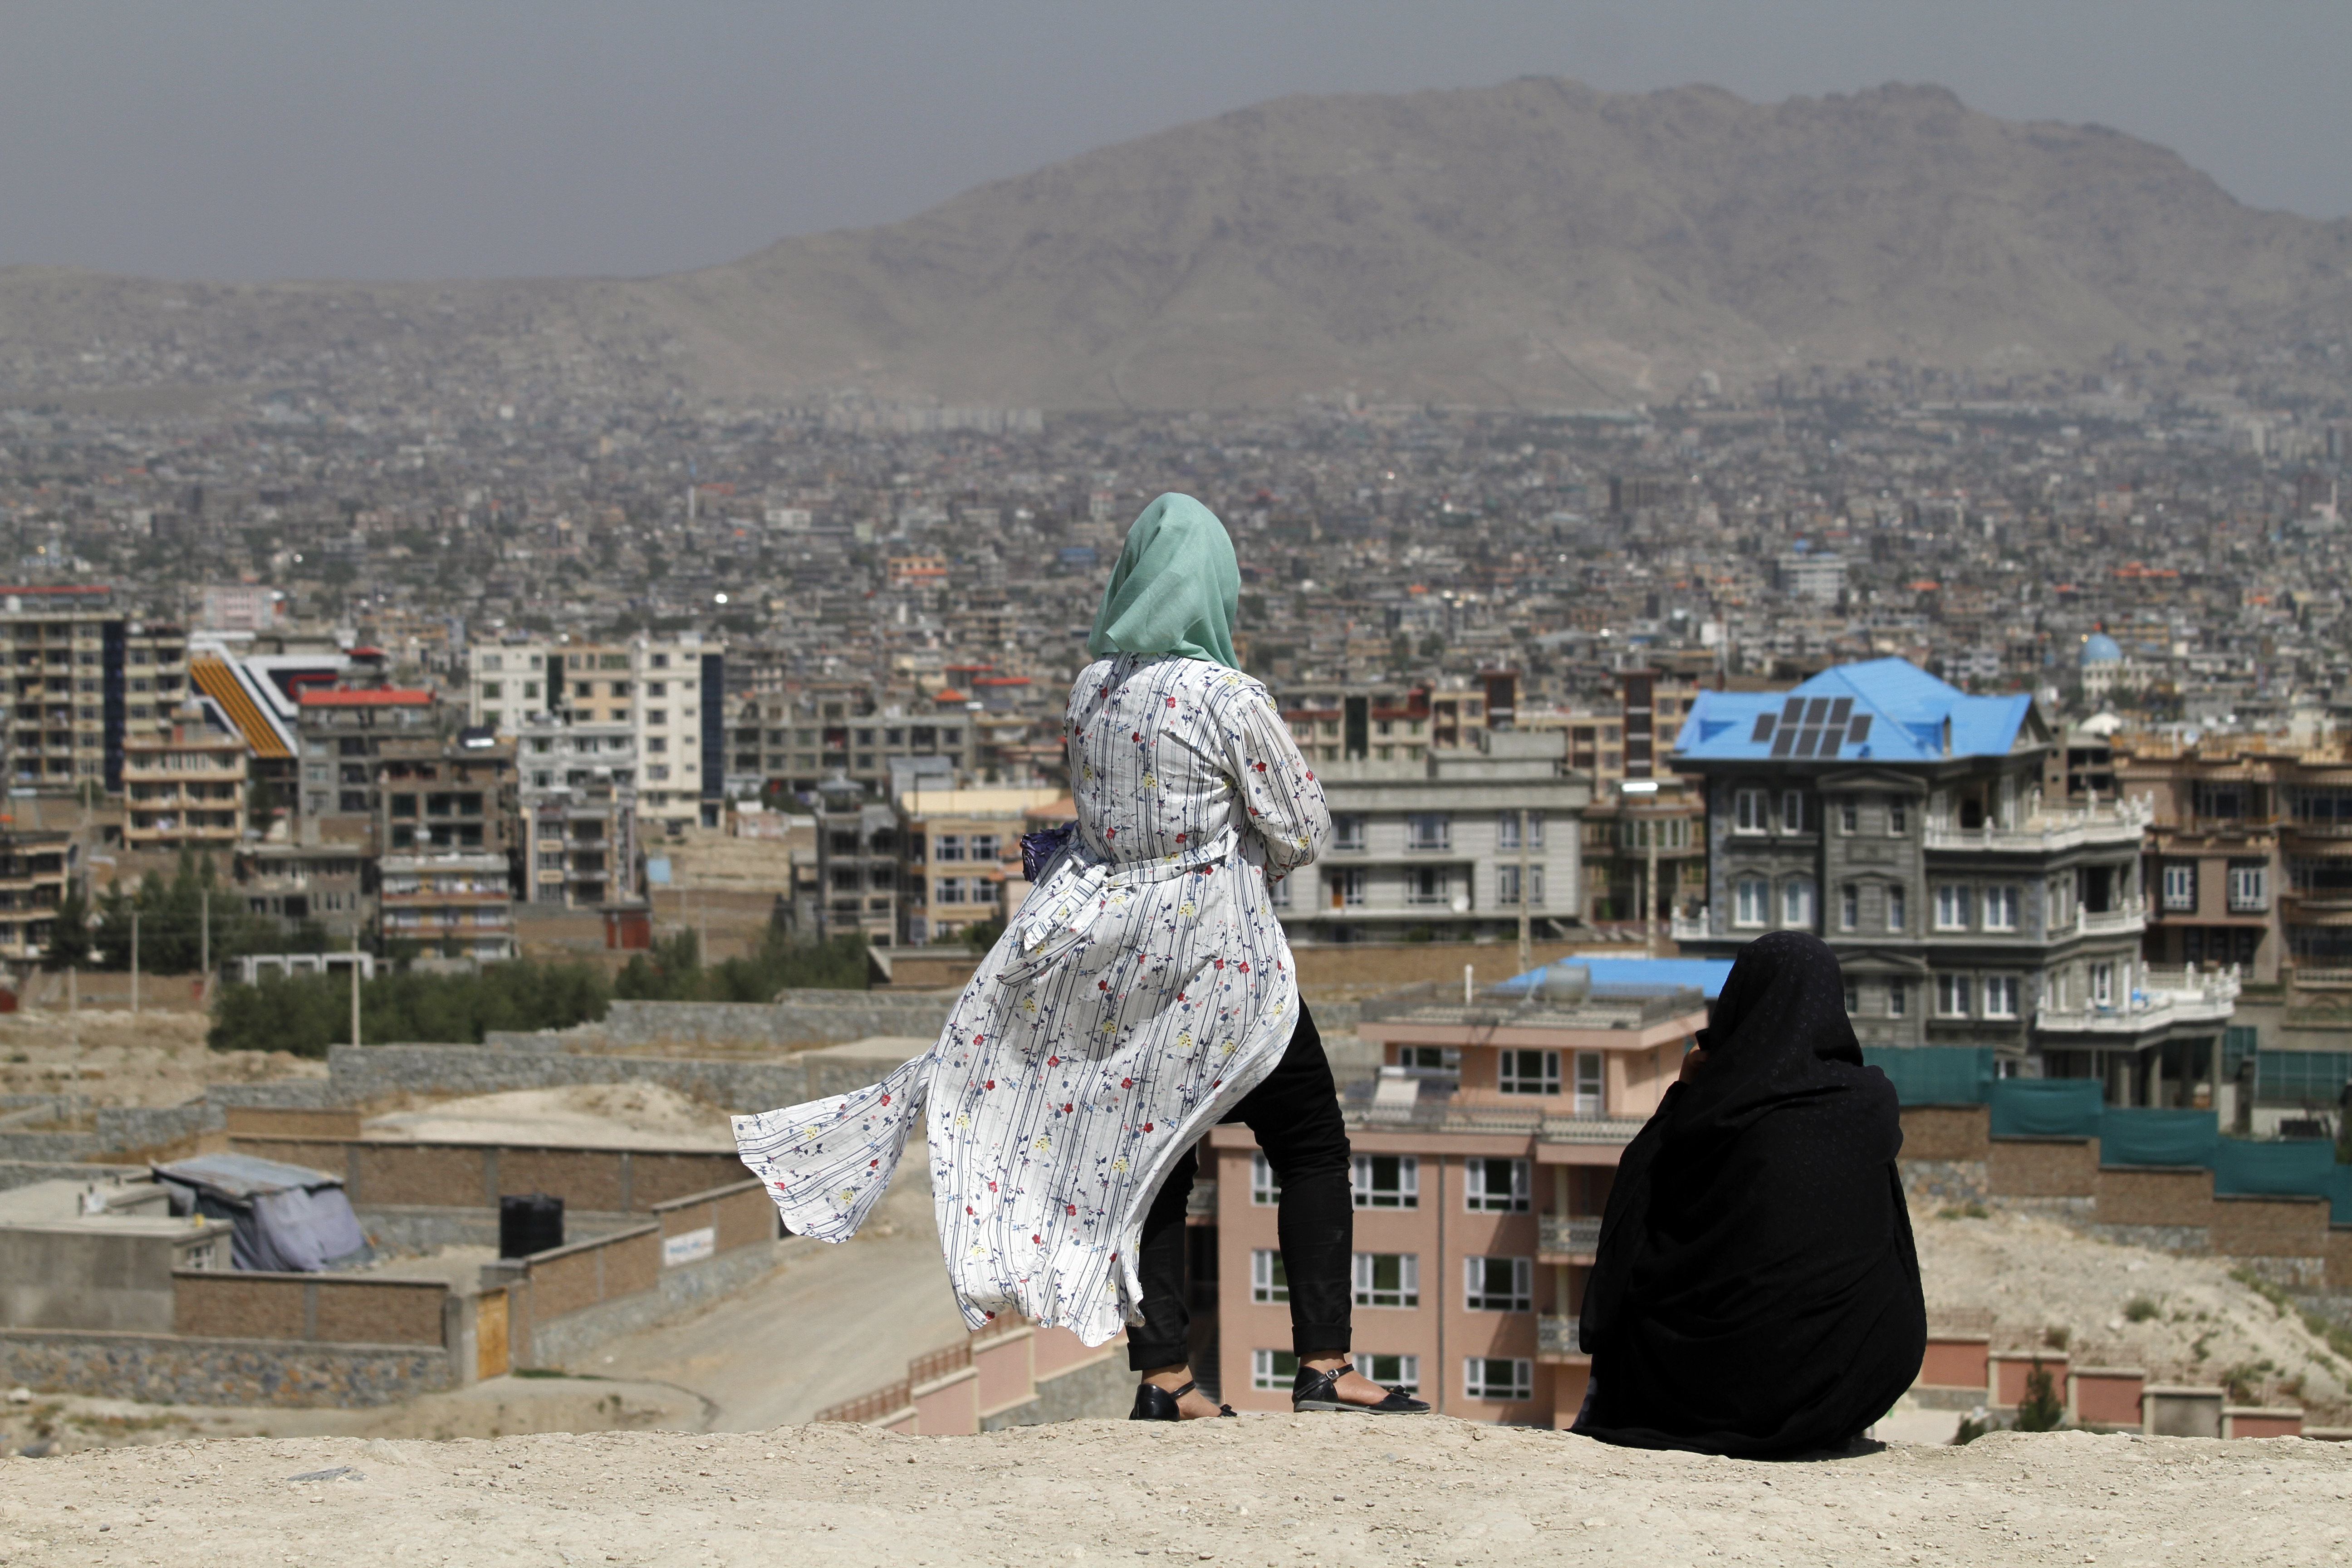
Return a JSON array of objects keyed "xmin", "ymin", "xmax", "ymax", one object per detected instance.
[{"xmin": 2080, "ymin": 633, "xmax": 2123, "ymax": 666}]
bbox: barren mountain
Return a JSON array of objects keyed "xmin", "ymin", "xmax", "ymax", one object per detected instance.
[{"xmin": 6, "ymin": 78, "xmax": 2351, "ymax": 410}]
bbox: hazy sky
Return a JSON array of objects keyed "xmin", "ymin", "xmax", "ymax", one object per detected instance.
[{"xmin": 5, "ymin": 1, "xmax": 2345, "ymax": 283}]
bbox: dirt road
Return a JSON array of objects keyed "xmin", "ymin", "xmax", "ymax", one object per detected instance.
[{"xmin": 2, "ymin": 1419, "xmax": 2344, "ymax": 1566}]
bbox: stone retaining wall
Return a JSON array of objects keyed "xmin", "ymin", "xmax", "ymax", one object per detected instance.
[
  {"xmin": 0, "ymin": 1329, "xmax": 451, "ymax": 1406},
  {"xmin": 318, "ymin": 1044, "xmax": 813, "ymax": 1116}
]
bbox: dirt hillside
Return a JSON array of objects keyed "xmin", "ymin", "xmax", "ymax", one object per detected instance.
[{"xmin": 1, "ymin": 1418, "xmax": 2344, "ymax": 1566}]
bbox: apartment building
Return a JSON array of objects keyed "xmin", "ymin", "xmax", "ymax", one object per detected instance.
[
  {"xmin": 468, "ymin": 637, "xmax": 722, "ymax": 830},
  {"xmin": 1672, "ymin": 658, "xmax": 2235, "ymax": 1104},
  {"xmin": 1279, "ymin": 730, "xmax": 1588, "ymax": 945},
  {"xmin": 380, "ymin": 851, "xmax": 516, "ymax": 962},
  {"xmin": 0, "ymin": 830, "xmax": 72, "ymax": 964},
  {"xmin": 515, "ymin": 715, "xmax": 639, "ymax": 907},
  {"xmin": 0, "ymin": 588, "xmax": 188, "ymax": 795},
  {"xmin": 894, "ymin": 785, "xmax": 1063, "ymax": 945},
  {"xmin": 122, "ymin": 701, "xmax": 246, "ymax": 851},
  {"xmin": 293, "ymin": 688, "xmax": 441, "ymax": 847},
  {"xmin": 234, "ymin": 845, "xmax": 369, "ymax": 943},
  {"xmin": 737, "ymin": 681, "xmax": 980, "ymax": 801},
  {"xmin": 1563, "ymin": 667, "xmax": 1706, "ymax": 930},
  {"xmin": 813, "ymin": 779, "xmax": 901, "ymax": 943},
  {"xmin": 1209, "ymin": 965, "xmax": 1711, "ymax": 1421}
]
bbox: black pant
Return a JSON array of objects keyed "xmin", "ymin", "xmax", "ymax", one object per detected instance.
[{"xmin": 1128, "ymin": 1001, "xmax": 1353, "ymax": 1372}]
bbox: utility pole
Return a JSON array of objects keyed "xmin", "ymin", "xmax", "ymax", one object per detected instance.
[
  {"xmin": 1646, "ymin": 811, "xmax": 1662, "ymax": 958},
  {"xmin": 349, "ymin": 928, "xmax": 362, "ymax": 1048},
  {"xmin": 130, "ymin": 910, "xmax": 140, "ymax": 1014},
  {"xmin": 200, "ymin": 887, "xmax": 211, "ymax": 980},
  {"xmin": 1515, "ymin": 807, "xmax": 1532, "ymax": 976}
]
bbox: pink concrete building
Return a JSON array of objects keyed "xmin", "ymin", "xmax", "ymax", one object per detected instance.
[{"xmin": 1210, "ymin": 974, "xmax": 1709, "ymax": 1425}]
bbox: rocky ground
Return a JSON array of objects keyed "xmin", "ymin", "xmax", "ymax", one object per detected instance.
[
  {"xmin": 361, "ymin": 1084, "xmax": 737, "ymax": 1149},
  {"xmin": 0, "ymin": 1008, "xmax": 320, "ymax": 1114},
  {"xmin": 1, "ymin": 1419, "xmax": 2347, "ymax": 1567},
  {"xmin": 1913, "ymin": 1202, "xmax": 2352, "ymax": 1418}
]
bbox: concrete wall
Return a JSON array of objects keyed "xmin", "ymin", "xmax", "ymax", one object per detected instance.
[
  {"xmin": 226, "ymin": 1132, "xmax": 747, "ymax": 1211},
  {"xmin": 0, "ymin": 1223, "xmax": 230, "ymax": 1333}
]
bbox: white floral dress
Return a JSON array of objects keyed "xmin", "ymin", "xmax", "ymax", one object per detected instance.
[{"xmin": 734, "ymin": 654, "xmax": 1328, "ymax": 1346}]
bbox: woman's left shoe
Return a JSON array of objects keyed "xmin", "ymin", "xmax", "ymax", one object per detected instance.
[
  {"xmin": 1130, "ymin": 1380, "xmax": 1237, "ymax": 1421},
  {"xmin": 1292, "ymin": 1366, "xmax": 1431, "ymax": 1414}
]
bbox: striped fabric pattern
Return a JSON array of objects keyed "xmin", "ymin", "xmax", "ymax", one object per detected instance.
[{"xmin": 734, "ymin": 653, "xmax": 1327, "ymax": 1346}]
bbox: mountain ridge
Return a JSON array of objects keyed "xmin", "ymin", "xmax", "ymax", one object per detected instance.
[{"xmin": 5, "ymin": 78, "xmax": 2348, "ymax": 409}]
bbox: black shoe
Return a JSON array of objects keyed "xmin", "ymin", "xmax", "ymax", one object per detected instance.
[
  {"xmin": 1130, "ymin": 1380, "xmax": 1236, "ymax": 1421},
  {"xmin": 1292, "ymin": 1365, "xmax": 1431, "ymax": 1414}
]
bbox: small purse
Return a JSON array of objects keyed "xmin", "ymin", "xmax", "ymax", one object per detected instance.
[{"xmin": 1019, "ymin": 821, "xmax": 1077, "ymax": 881}]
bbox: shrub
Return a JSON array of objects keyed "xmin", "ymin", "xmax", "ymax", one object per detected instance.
[
  {"xmin": 2014, "ymin": 1359, "xmax": 2064, "ymax": 1433},
  {"xmin": 2123, "ymin": 1295, "xmax": 2160, "ymax": 1323}
]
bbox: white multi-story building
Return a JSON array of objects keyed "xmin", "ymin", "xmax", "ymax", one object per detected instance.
[
  {"xmin": 515, "ymin": 715, "xmax": 639, "ymax": 907},
  {"xmin": 468, "ymin": 637, "xmax": 721, "ymax": 832}
]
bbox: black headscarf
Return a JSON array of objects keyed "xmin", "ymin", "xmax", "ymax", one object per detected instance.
[{"xmin": 1575, "ymin": 931, "xmax": 1925, "ymax": 1456}]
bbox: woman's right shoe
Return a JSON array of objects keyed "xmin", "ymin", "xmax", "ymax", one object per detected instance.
[
  {"xmin": 1130, "ymin": 1380, "xmax": 1237, "ymax": 1421},
  {"xmin": 1292, "ymin": 1365, "xmax": 1431, "ymax": 1414}
]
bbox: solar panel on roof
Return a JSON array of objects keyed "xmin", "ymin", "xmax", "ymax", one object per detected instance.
[
  {"xmin": 1781, "ymin": 696, "xmax": 1806, "ymax": 724},
  {"xmin": 1805, "ymin": 697, "xmax": 1834, "ymax": 725},
  {"xmin": 1848, "ymin": 715, "xmax": 1872, "ymax": 743},
  {"xmin": 1828, "ymin": 697, "xmax": 1853, "ymax": 724},
  {"xmin": 1810, "ymin": 725, "xmax": 1842, "ymax": 757},
  {"xmin": 1751, "ymin": 714, "xmax": 1778, "ymax": 743},
  {"xmin": 1770, "ymin": 725, "xmax": 1799, "ymax": 757}
]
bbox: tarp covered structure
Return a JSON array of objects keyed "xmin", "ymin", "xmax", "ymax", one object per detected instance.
[
  {"xmin": 152, "ymin": 1152, "xmax": 372, "ymax": 1272},
  {"xmin": 1863, "ymin": 1046, "xmax": 1994, "ymax": 1108},
  {"xmin": 2095, "ymin": 1107, "xmax": 2222, "ymax": 1169},
  {"xmin": 1987, "ymin": 1078, "xmax": 2106, "ymax": 1139}
]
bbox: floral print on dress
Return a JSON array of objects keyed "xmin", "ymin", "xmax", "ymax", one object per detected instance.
[{"xmin": 734, "ymin": 654, "xmax": 1328, "ymax": 1347}]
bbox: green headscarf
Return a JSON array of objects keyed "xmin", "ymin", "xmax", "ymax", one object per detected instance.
[{"xmin": 1085, "ymin": 493, "xmax": 1242, "ymax": 670}]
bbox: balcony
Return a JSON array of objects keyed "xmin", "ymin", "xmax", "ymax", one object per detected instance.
[
  {"xmin": 1670, "ymin": 907, "xmax": 1710, "ymax": 942},
  {"xmin": 2068, "ymin": 897, "xmax": 2148, "ymax": 938},
  {"xmin": 1537, "ymin": 1315, "xmax": 1588, "ymax": 1363},
  {"xmin": 2035, "ymin": 964, "xmax": 2240, "ymax": 1035},
  {"xmin": 1923, "ymin": 796, "xmax": 2151, "ymax": 853},
  {"xmin": 1539, "ymin": 1214, "xmax": 1602, "ymax": 1259}
]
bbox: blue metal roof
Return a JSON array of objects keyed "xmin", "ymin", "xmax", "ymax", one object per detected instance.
[
  {"xmin": 1670, "ymin": 657, "xmax": 2032, "ymax": 764},
  {"xmin": 1491, "ymin": 957, "xmax": 1735, "ymax": 1000}
]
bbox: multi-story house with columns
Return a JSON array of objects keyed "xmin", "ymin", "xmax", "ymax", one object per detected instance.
[{"xmin": 1669, "ymin": 658, "xmax": 2236, "ymax": 1106}]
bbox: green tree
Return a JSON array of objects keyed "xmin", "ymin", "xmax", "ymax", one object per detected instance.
[
  {"xmin": 2014, "ymin": 1358, "xmax": 2064, "ymax": 1433},
  {"xmin": 44, "ymin": 887, "xmax": 92, "ymax": 970}
]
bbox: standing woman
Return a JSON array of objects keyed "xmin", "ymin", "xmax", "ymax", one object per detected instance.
[
  {"xmin": 1575, "ymin": 931, "xmax": 1925, "ymax": 1455},
  {"xmin": 735, "ymin": 494, "xmax": 1423, "ymax": 1419}
]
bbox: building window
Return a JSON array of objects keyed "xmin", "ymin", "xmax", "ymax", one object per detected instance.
[
  {"xmin": 1329, "ymin": 868, "xmax": 1366, "ymax": 908},
  {"xmin": 971, "ymin": 833, "xmax": 1001, "ymax": 862},
  {"xmin": 1496, "ymin": 813, "xmax": 1545, "ymax": 851},
  {"xmin": 1840, "ymin": 883, "xmax": 1859, "ymax": 931},
  {"xmin": 2162, "ymin": 862, "xmax": 2197, "ymax": 912},
  {"xmin": 1983, "ymin": 886, "xmax": 2020, "ymax": 931},
  {"xmin": 1464, "ymin": 1357, "xmax": 1534, "ymax": 1403},
  {"xmin": 1983, "ymin": 975, "xmax": 2020, "ymax": 1019},
  {"xmin": 934, "ymin": 833, "xmax": 965, "ymax": 861},
  {"xmin": 1252, "ymin": 1349, "xmax": 1300, "ymax": 1392},
  {"xmin": 1406, "ymin": 867, "xmax": 1452, "ymax": 907},
  {"xmin": 1333, "ymin": 815, "xmax": 1367, "ymax": 852},
  {"xmin": 1463, "ymin": 1257, "xmax": 1533, "ymax": 1312},
  {"xmin": 2228, "ymin": 862, "xmax": 2269, "ymax": 913},
  {"xmin": 1888, "ymin": 800, "xmax": 1908, "ymax": 835},
  {"xmin": 934, "ymin": 877, "xmax": 966, "ymax": 905},
  {"xmin": 1353, "ymin": 1353, "xmax": 1420, "ymax": 1394},
  {"xmin": 1251, "ymin": 1152, "xmax": 1281, "ymax": 1205},
  {"xmin": 1735, "ymin": 877, "xmax": 1768, "ymax": 927},
  {"xmin": 1496, "ymin": 865, "xmax": 1544, "ymax": 906},
  {"xmin": 1269, "ymin": 874, "xmax": 1292, "ymax": 909},
  {"xmin": 1406, "ymin": 814, "xmax": 1451, "ymax": 852},
  {"xmin": 1888, "ymin": 887, "xmax": 1907, "ymax": 934},
  {"xmin": 1781, "ymin": 791, "xmax": 1807, "ymax": 833},
  {"xmin": 2091, "ymin": 962, "xmax": 2115, "ymax": 1009},
  {"xmin": 1498, "ymin": 1050, "xmax": 1560, "ymax": 1096},
  {"xmin": 1573, "ymin": 1050, "xmax": 1604, "ymax": 1116},
  {"xmin": 1734, "ymin": 789, "xmax": 1767, "ymax": 833},
  {"xmin": 1781, "ymin": 878, "xmax": 1814, "ymax": 928},
  {"xmin": 1352, "ymin": 1253, "xmax": 1420, "ymax": 1308},
  {"xmin": 1934, "ymin": 885, "xmax": 1970, "ymax": 930},
  {"xmin": 1888, "ymin": 981, "xmax": 1908, "ymax": 1018},
  {"xmin": 1839, "ymin": 799, "xmax": 1859, "ymax": 834},
  {"xmin": 480, "ymin": 681, "xmax": 503, "ymax": 701},
  {"xmin": 1844, "ymin": 981, "xmax": 1860, "ymax": 1014},
  {"xmin": 1251, "ymin": 1250, "xmax": 1289, "ymax": 1304},
  {"xmin": 1463, "ymin": 1158, "xmax": 1529, "ymax": 1213},
  {"xmin": 1935, "ymin": 975, "xmax": 1971, "ymax": 1017},
  {"xmin": 1352, "ymin": 1154, "xmax": 1419, "ymax": 1209}
]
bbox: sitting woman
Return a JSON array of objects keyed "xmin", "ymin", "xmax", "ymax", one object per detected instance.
[{"xmin": 1574, "ymin": 931, "xmax": 1926, "ymax": 1456}]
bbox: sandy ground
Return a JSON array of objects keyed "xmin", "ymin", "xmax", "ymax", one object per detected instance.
[
  {"xmin": 1913, "ymin": 1201, "xmax": 2352, "ymax": 1416},
  {"xmin": 363, "ymin": 1085, "xmax": 736, "ymax": 1150},
  {"xmin": 3, "ymin": 1420, "xmax": 2347, "ymax": 1567},
  {"xmin": 0, "ymin": 1008, "xmax": 321, "ymax": 1117}
]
